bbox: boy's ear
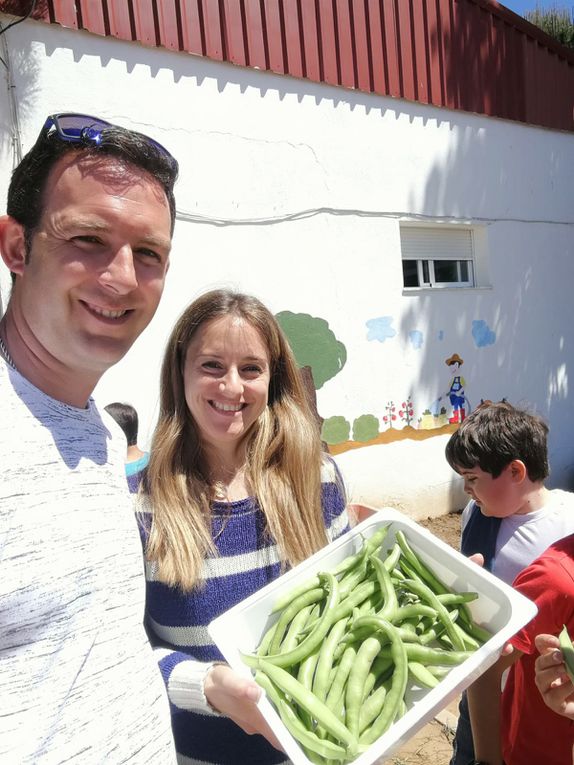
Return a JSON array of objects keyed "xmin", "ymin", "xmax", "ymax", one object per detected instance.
[
  {"xmin": 0, "ymin": 216, "xmax": 27, "ymax": 276},
  {"xmin": 508, "ymin": 459, "xmax": 527, "ymax": 483}
]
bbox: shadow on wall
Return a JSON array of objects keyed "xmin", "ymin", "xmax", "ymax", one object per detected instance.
[
  {"xmin": 398, "ymin": 138, "xmax": 572, "ymax": 495},
  {"xmin": 0, "ymin": 8, "xmax": 43, "ymax": 166}
]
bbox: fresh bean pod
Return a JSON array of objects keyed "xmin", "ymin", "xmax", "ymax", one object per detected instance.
[
  {"xmin": 265, "ymin": 573, "xmax": 340, "ymax": 667},
  {"xmin": 269, "ymin": 587, "xmax": 325, "ymax": 653},
  {"xmin": 400, "ymin": 577, "xmax": 466, "ymax": 652},
  {"xmin": 359, "ymin": 619, "xmax": 409, "ymax": 745},
  {"xmin": 408, "ymin": 661, "xmax": 440, "ymax": 688},
  {"xmin": 255, "ymin": 670, "xmax": 348, "ymax": 761},
  {"xmin": 254, "ymin": 658, "xmax": 359, "ymax": 755},
  {"xmin": 369, "ymin": 553, "xmax": 398, "ymax": 621},
  {"xmin": 313, "ymin": 617, "xmax": 350, "ymax": 703},
  {"xmin": 345, "ymin": 635, "xmax": 383, "ymax": 738},
  {"xmin": 376, "ymin": 642, "xmax": 472, "ymax": 666}
]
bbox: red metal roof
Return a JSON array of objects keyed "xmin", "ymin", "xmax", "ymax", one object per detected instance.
[{"xmin": 2, "ymin": 0, "xmax": 573, "ymax": 131}]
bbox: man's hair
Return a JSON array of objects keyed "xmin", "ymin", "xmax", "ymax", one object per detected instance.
[
  {"xmin": 104, "ymin": 402, "xmax": 139, "ymax": 447},
  {"xmin": 7, "ymin": 122, "xmax": 179, "ymax": 254},
  {"xmin": 445, "ymin": 401, "xmax": 549, "ymax": 481}
]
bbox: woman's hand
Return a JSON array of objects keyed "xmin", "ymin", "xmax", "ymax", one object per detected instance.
[
  {"xmin": 204, "ymin": 664, "xmax": 283, "ymax": 751},
  {"xmin": 534, "ymin": 633, "xmax": 574, "ymax": 721}
]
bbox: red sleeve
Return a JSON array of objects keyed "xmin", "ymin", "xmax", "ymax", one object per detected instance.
[{"xmin": 510, "ymin": 548, "xmax": 574, "ymax": 655}]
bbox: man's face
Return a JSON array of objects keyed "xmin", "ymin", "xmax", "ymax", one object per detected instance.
[{"xmin": 9, "ymin": 152, "xmax": 172, "ymax": 373}]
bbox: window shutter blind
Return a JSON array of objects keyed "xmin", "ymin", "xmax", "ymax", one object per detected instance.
[{"xmin": 400, "ymin": 227, "xmax": 474, "ymax": 261}]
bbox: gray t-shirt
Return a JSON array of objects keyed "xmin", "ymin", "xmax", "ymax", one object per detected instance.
[
  {"xmin": 0, "ymin": 359, "xmax": 176, "ymax": 763},
  {"xmin": 461, "ymin": 489, "xmax": 574, "ymax": 584}
]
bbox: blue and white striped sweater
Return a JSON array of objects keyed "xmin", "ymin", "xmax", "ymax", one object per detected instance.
[{"xmin": 137, "ymin": 461, "xmax": 349, "ymax": 765}]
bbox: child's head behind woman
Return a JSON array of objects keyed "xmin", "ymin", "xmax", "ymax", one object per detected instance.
[
  {"xmin": 145, "ymin": 289, "xmax": 331, "ymax": 590},
  {"xmin": 445, "ymin": 400, "xmax": 549, "ymax": 481}
]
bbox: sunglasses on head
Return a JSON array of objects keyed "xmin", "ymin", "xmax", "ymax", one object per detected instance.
[{"xmin": 41, "ymin": 112, "xmax": 174, "ymax": 162}]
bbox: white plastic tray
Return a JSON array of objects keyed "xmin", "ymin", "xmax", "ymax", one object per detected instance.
[{"xmin": 208, "ymin": 509, "xmax": 537, "ymax": 765}]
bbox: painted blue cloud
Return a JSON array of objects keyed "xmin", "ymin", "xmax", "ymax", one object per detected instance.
[
  {"xmin": 472, "ymin": 319, "xmax": 496, "ymax": 347},
  {"xmin": 409, "ymin": 330, "xmax": 423, "ymax": 349},
  {"xmin": 438, "ymin": 330, "xmax": 444, "ymax": 341},
  {"xmin": 366, "ymin": 316, "xmax": 396, "ymax": 343}
]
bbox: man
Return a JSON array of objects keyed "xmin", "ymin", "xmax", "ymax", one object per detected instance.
[{"xmin": 0, "ymin": 113, "xmax": 178, "ymax": 762}]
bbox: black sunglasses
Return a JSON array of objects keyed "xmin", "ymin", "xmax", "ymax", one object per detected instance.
[{"xmin": 41, "ymin": 112, "xmax": 175, "ymax": 162}]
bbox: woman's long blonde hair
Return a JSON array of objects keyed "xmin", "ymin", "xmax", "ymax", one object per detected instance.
[{"xmin": 145, "ymin": 289, "xmax": 330, "ymax": 590}]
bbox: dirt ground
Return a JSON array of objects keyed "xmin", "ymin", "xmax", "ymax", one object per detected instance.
[
  {"xmin": 384, "ymin": 510, "xmax": 463, "ymax": 765},
  {"xmin": 418, "ymin": 511, "xmax": 462, "ymax": 551}
]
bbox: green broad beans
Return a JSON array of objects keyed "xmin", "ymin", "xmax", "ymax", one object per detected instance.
[{"xmin": 242, "ymin": 523, "xmax": 490, "ymax": 765}]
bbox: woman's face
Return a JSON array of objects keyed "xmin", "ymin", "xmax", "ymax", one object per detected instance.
[{"xmin": 183, "ymin": 315, "xmax": 271, "ymax": 453}]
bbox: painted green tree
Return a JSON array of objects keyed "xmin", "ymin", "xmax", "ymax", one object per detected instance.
[
  {"xmin": 275, "ymin": 311, "xmax": 347, "ymax": 389},
  {"xmin": 322, "ymin": 416, "xmax": 351, "ymax": 444},
  {"xmin": 353, "ymin": 414, "xmax": 380, "ymax": 442}
]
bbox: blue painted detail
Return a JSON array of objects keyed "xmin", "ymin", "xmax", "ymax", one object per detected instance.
[
  {"xmin": 438, "ymin": 330, "xmax": 444, "ymax": 341},
  {"xmin": 472, "ymin": 319, "xmax": 496, "ymax": 347},
  {"xmin": 409, "ymin": 330, "xmax": 423, "ymax": 349},
  {"xmin": 366, "ymin": 316, "xmax": 396, "ymax": 343}
]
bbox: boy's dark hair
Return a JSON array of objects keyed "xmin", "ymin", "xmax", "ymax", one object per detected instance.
[
  {"xmin": 445, "ymin": 401, "xmax": 549, "ymax": 481},
  {"xmin": 7, "ymin": 121, "xmax": 179, "ymax": 258},
  {"xmin": 104, "ymin": 402, "xmax": 139, "ymax": 447}
]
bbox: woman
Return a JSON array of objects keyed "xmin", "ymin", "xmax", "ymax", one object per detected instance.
[{"xmin": 139, "ymin": 289, "xmax": 349, "ymax": 764}]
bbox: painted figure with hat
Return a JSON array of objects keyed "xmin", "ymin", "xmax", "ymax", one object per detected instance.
[{"xmin": 445, "ymin": 352, "xmax": 466, "ymax": 423}]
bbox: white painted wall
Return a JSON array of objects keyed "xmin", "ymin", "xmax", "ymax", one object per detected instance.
[{"xmin": 1, "ymin": 16, "xmax": 573, "ymax": 516}]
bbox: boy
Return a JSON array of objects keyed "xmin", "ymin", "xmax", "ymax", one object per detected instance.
[{"xmin": 444, "ymin": 401, "xmax": 574, "ymax": 765}]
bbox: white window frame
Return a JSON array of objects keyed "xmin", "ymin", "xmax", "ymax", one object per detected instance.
[{"xmin": 400, "ymin": 224, "xmax": 479, "ymax": 290}]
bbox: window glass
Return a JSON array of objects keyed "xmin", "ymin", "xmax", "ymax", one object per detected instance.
[
  {"xmin": 402, "ymin": 260, "xmax": 419, "ymax": 288},
  {"xmin": 433, "ymin": 260, "xmax": 459, "ymax": 283}
]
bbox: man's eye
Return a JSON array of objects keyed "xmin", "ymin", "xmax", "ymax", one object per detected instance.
[
  {"xmin": 72, "ymin": 235, "xmax": 102, "ymax": 245},
  {"xmin": 137, "ymin": 248, "xmax": 162, "ymax": 262}
]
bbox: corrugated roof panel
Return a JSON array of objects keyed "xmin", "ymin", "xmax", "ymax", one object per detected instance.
[
  {"xmin": 381, "ymin": 1, "xmax": 401, "ymax": 99},
  {"xmin": 78, "ymin": 0, "xmax": 105, "ymax": 37},
  {"xmin": 480, "ymin": 7, "xmax": 495, "ymax": 113},
  {"xmin": 412, "ymin": 0, "xmax": 430, "ymax": 105},
  {"xmin": 282, "ymin": 0, "xmax": 304, "ymax": 80},
  {"xmin": 4, "ymin": 0, "xmax": 572, "ymax": 132},
  {"xmin": 243, "ymin": 0, "xmax": 266, "ymax": 70},
  {"xmin": 317, "ymin": 0, "xmax": 339, "ymax": 87},
  {"xmin": 352, "ymin": 0, "xmax": 371, "ymax": 93},
  {"xmin": 202, "ymin": 0, "xmax": 224, "ymax": 61},
  {"xmin": 425, "ymin": 0, "xmax": 444, "ymax": 107},
  {"xmin": 335, "ymin": 0, "xmax": 355, "ymax": 90},
  {"xmin": 51, "ymin": 0, "xmax": 78, "ymax": 29},
  {"xmin": 179, "ymin": 0, "xmax": 204, "ymax": 56},
  {"xmin": 459, "ymin": 0, "xmax": 479, "ymax": 114},
  {"xmin": 299, "ymin": 0, "xmax": 320, "ymax": 83},
  {"xmin": 132, "ymin": 0, "xmax": 157, "ymax": 48},
  {"xmin": 222, "ymin": 0, "xmax": 247, "ymax": 67},
  {"xmin": 156, "ymin": 0, "xmax": 180, "ymax": 51},
  {"xmin": 106, "ymin": 0, "xmax": 132, "ymax": 41},
  {"xmin": 397, "ymin": 1, "xmax": 416, "ymax": 102},
  {"xmin": 366, "ymin": 0, "xmax": 387, "ymax": 95},
  {"xmin": 263, "ymin": 0, "xmax": 286, "ymax": 75}
]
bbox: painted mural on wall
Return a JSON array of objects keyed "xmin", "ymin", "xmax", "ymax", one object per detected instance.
[
  {"xmin": 276, "ymin": 309, "xmax": 497, "ymax": 454},
  {"xmin": 275, "ymin": 311, "xmax": 347, "ymax": 388}
]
